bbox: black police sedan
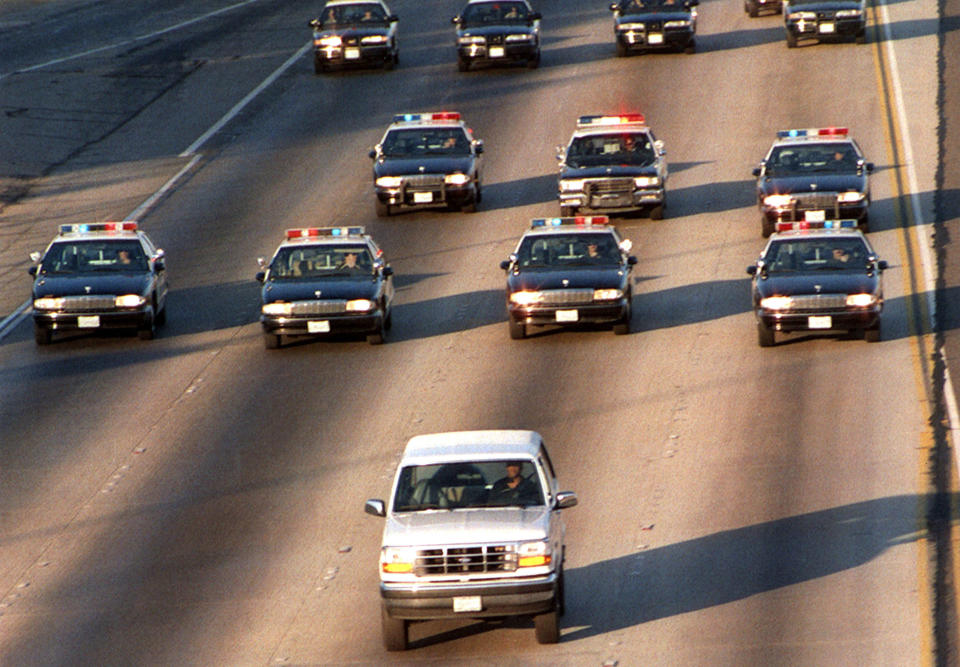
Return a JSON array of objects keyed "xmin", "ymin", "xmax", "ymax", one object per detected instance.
[
  {"xmin": 453, "ymin": 0, "xmax": 541, "ymax": 71},
  {"xmin": 256, "ymin": 227, "xmax": 394, "ymax": 348},
  {"xmin": 309, "ymin": 0, "xmax": 398, "ymax": 73},
  {"xmin": 500, "ymin": 217, "xmax": 637, "ymax": 339},
  {"xmin": 369, "ymin": 112, "xmax": 483, "ymax": 216},
  {"xmin": 746, "ymin": 220, "xmax": 886, "ymax": 347},
  {"xmin": 745, "ymin": 0, "xmax": 782, "ymax": 17},
  {"xmin": 609, "ymin": 0, "xmax": 699, "ymax": 56},
  {"xmin": 783, "ymin": 0, "xmax": 866, "ymax": 47},
  {"xmin": 753, "ymin": 127, "xmax": 873, "ymax": 237},
  {"xmin": 28, "ymin": 222, "xmax": 168, "ymax": 345}
]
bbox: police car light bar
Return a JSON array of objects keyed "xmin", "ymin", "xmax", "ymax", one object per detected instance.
[
  {"xmin": 531, "ymin": 216, "xmax": 610, "ymax": 228},
  {"xmin": 285, "ymin": 226, "xmax": 365, "ymax": 239},
  {"xmin": 577, "ymin": 114, "xmax": 646, "ymax": 127},
  {"xmin": 59, "ymin": 221, "xmax": 138, "ymax": 234},
  {"xmin": 776, "ymin": 127, "xmax": 849, "ymax": 139},
  {"xmin": 775, "ymin": 219, "xmax": 858, "ymax": 232},
  {"xmin": 392, "ymin": 111, "xmax": 461, "ymax": 123}
]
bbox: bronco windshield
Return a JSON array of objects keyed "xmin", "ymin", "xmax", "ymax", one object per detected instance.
[{"xmin": 392, "ymin": 459, "xmax": 545, "ymax": 511}]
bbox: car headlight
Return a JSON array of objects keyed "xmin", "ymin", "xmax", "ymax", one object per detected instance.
[
  {"xmin": 838, "ymin": 191, "xmax": 866, "ymax": 203},
  {"xmin": 763, "ymin": 194, "xmax": 794, "ymax": 207},
  {"xmin": 517, "ymin": 541, "xmax": 552, "ymax": 568},
  {"xmin": 664, "ymin": 19, "xmax": 691, "ymax": 28},
  {"xmin": 115, "ymin": 294, "xmax": 146, "ymax": 308},
  {"xmin": 593, "ymin": 288, "xmax": 623, "ymax": 301},
  {"xmin": 619, "ymin": 22, "xmax": 645, "ymax": 30},
  {"xmin": 836, "ymin": 9, "xmax": 862, "ymax": 17},
  {"xmin": 789, "ymin": 11, "xmax": 816, "ymax": 19},
  {"xmin": 634, "ymin": 176, "xmax": 659, "ymax": 188},
  {"xmin": 760, "ymin": 296, "xmax": 794, "ymax": 310},
  {"xmin": 444, "ymin": 173, "xmax": 471, "ymax": 186},
  {"xmin": 459, "ymin": 35, "xmax": 485, "ymax": 45},
  {"xmin": 262, "ymin": 302, "xmax": 293, "ymax": 316},
  {"xmin": 846, "ymin": 293, "xmax": 878, "ymax": 307},
  {"xmin": 560, "ymin": 179, "xmax": 585, "ymax": 192},
  {"xmin": 510, "ymin": 291, "xmax": 544, "ymax": 306},
  {"xmin": 505, "ymin": 33, "xmax": 534, "ymax": 42},
  {"xmin": 381, "ymin": 546, "xmax": 416, "ymax": 574},
  {"xmin": 361, "ymin": 35, "xmax": 389, "ymax": 44},
  {"xmin": 346, "ymin": 299, "xmax": 375, "ymax": 312},
  {"xmin": 319, "ymin": 36, "xmax": 342, "ymax": 47},
  {"xmin": 375, "ymin": 175, "xmax": 403, "ymax": 188},
  {"xmin": 33, "ymin": 297, "xmax": 65, "ymax": 310}
]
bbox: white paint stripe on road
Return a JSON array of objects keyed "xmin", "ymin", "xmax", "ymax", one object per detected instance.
[
  {"xmin": 126, "ymin": 154, "xmax": 203, "ymax": 222},
  {"xmin": 0, "ymin": 300, "xmax": 30, "ymax": 340},
  {"xmin": 0, "ymin": 0, "xmax": 261, "ymax": 80}
]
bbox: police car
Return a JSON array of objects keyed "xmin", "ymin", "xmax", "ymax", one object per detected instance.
[
  {"xmin": 609, "ymin": 0, "xmax": 699, "ymax": 56},
  {"xmin": 753, "ymin": 127, "xmax": 873, "ymax": 237},
  {"xmin": 256, "ymin": 226, "xmax": 394, "ymax": 348},
  {"xmin": 369, "ymin": 111, "xmax": 483, "ymax": 217},
  {"xmin": 309, "ymin": 0, "xmax": 399, "ymax": 73},
  {"xmin": 746, "ymin": 220, "xmax": 886, "ymax": 347},
  {"xmin": 28, "ymin": 221, "xmax": 168, "ymax": 345},
  {"xmin": 745, "ymin": 0, "xmax": 781, "ymax": 16},
  {"xmin": 500, "ymin": 217, "xmax": 637, "ymax": 339},
  {"xmin": 557, "ymin": 114, "xmax": 668, "ymax": 219},
  {"xmin": 783, "ymin": 0, "xmax": 866, "ymax": 47},
  {"xmin": 452, "ymin": 0, "xmax": 541, "ymax": 71}
]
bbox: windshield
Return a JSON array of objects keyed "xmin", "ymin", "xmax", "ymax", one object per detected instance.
[
  {"xmin": 566, "ymin": 132, "xmax": 657, "ymax": 168},
  {"xmin": 40, "ymin": 241, "xmax": 148, "ymax": 274},
  {"xmin": 763, "ymin": 238, "xmax": 869, "ymax": 272},
  {"xmin": 392, "ymin": 459, "xmax": 545, "ymax": 511},
  {"xmin": 381, "ymin": 127, "xmax": 472, "ymax": 157},
  {"xmin": 321, "ymin": 3, "xmax": 388, "ymax": 25},
  {"xmin": 766, "ymin": 142, "xmax": 861, "ymax": 177},
  {"xmin": 269, "ymin": 244, "xmax": 373, "ymax": 279},
  {"xmin": 461, "ymin": 1, "xmax": 532, "ymax": 25},
  {"xmin": 616, "ymin": 0, "xmax": 688, "ymax": 12},
  {"xmin": 516, "ymin": 233, "xmax": 621, "ymax": 268}
]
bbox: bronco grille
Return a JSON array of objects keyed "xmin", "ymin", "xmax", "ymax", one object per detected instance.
[
  {"xmin": 415, "ymin": 545, "xmax": 515, "ymax": 575},
  {"xmin": 289, "ymin": 300, "xmax": 347, "ymax": 316}
]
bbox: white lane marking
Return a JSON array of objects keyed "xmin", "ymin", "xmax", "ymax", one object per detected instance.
[
  {"xmin": 0, "ymin": 300, "xmax": 30, "ymax": 339},
  {"xmin": 0, "ymin": 0, "xmax": 261, "ymax": 81},
  {"xmin": 878, "ymin": 4, "xmax": 960, "ymax": 457}
]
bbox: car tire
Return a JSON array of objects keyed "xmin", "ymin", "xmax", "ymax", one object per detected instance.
[
  {"xmin": 34, "ymin": 323, "xmax": 51, "ymax": 346},
  {"xmin": 748, "ymin": 3, "xmax": 759, "ymax": 17},
  {"xmin": 137, "ymin": 317, "xmax": 156, "ymax": 341},
  {"xmin": 684, "ymin": 39, "xmax": 696, "ymax": 54},
  {"xmin": 457, "ymin": 56, "xmax": 470, "ymax": 72},
  {"xmin": 527, "ymin": 50, "xmax": 540, "ymax": 68},
  {"xmin": 786, "ymin": 32, "xmax": 798, "ymax": 48},
  {"xmin": 560, "ymin": 205, "xmax": 577, "ymax": 217},
  {"xmin": 367, "ymin": 318, "xmax": 386, "ymax": 345},
  {"xmin": 314, "ymin": 55, "xmax": 325, "ymax": 74},
  {"xmin": 859, "ymin": 213, "xmax": 870, "ymax": 233},
  {"xmin": 613, "ymin": 297, "xmax": 631, "ymax": 335},
  {"xmin": 381, "ymin": 605, "xmax": 408, "ymax": 651},
  {"xmin": 375, "ymin": 199, "xmax": 391, "ymax": 218},
  {"xmin": 534, "ymin": 608, "xmax": 559, "ymax": 644},
  {"xmin": 264, "ymin": 333, "xmax": 281, "ymax": 349},
  {"xmin": 761, "ymin": 218, "xmax": 774, "ymax": 238},
  {"xmin": 757, "ymin": 321, "xmax": 775, "ymax": 347},
  {"xmin": 154, "ymin": 304, "xmax": 166, "ymax": 327},
  {"xmin": 509, "ymin": 318, "xmax": 526, "ymax": 340},
  {"xmin": 649, "ymin": 204, "xmax": 664, "ymax": 220},
  {"xmin": 616, "ymin": 41, "xmax": 628, "ymax": 57},
  {"xmin": 864, "ymin": 322, "xmax": 881, "ymax": 343},
  {"xmin": 856, "ymin": 30, "xmax": 867, "ymax": 45},
  {"xmin": 557, "ymin": 566, "xmax": 566, "ymax": 617}
]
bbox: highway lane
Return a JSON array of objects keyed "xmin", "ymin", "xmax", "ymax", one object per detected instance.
[{"xmin": 0, "ymin": 0, "xmax": 947, "ymax": 664}]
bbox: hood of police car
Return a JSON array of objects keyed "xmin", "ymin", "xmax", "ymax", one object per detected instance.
[
  {"xmin": 762, "ymin": 173, "xmax": 866, "ymax": 195},
  {"xmin": 508, "ymin": 267, "xmax": 627, "ymax": 292},
  {"xmin": 755, "ymin": 271, "xmax": 880, "ymax": 297},
  {"xmin": 33, "ymin": 273, "xmax": 151, "ymax": 297},
  {"xmin": 374, "ymin": 156, "xmax": 475, "ymax": 177},
  {"xmin": 384, "ymin": 507, "xmax": 550, "ymax": 546},
  {"xmin": 262, "ymin": 277, "xmax": 378, "ymax": 302}
]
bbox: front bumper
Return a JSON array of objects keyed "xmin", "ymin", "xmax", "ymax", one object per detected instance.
[
  {"xmin": 760, "ymin": 200, "xmax": 869, "ymax": 226},
  {"xmin": 457, "ymin": 42, "xmax": 538, "ymax": 65},
  {"xmin": 261, "ymin": 312, "xmax": 382, "ymax": 337},
  {"xmin": 616, "ymin": 28, "xmax": 694, "ymax": 51},
  {"xmin": 33, "ymin": 308, "xmax": 152, "ymax": 332},
  {"xmin": 560, "ymin": 187, "xmax": 664, "ymax": 212},
  {"xmin": 375, "ymin": 183, "xmax": 476, "ymax": 209},
  {"xmin": 509, "ymin": 300, "xmax": 630, "ymax": 328},
  {"xmin": 314, "ymin": 44, "xmax": 391, "ymax": 67},
  {"xmin": 785, "ymin": 17, "xmax": 865, "ymax": 41},
  {"xmin": 756, "ymin": 307, "xmax": 881, "ymax": 333},
  {"xmin": 381, "ymin": 573, "xmax": 557, "ymax": 620}
]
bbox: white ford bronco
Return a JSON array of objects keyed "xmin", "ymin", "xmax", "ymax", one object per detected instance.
[{"xmin": 365, "ymin": 430, "xmax": 578, "ymax": 650}]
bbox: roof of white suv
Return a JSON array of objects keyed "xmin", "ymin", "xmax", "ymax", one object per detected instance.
[{"xmin": 401, "ymin": 430, "xmax": 543, "ymax": 465}]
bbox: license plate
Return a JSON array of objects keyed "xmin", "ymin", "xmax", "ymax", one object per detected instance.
[
  {"xmin": 808, "ymin": 315, "xmax": 832, "ymax": 329},
  {"xmin": 413, "ymin": 191, "xmax": 433, "ymax": 203},
  {"xmin": 555, "ymin": 309, "xmax": 579, "ymax": 322},
  {"xmin": 819, "ymin": 22, "xmax": 835, "ymax": 33},
  {"xmin": 453, "ymin": 596, "xmax": 482, "ymax": 612},
  {"xmin": 77, "ymin": 315, "xmax": 100, "ymax": 328},
  {"xmin": 344, "ymin": 47, "xmax": 361, "ymax": 59},
  {"xmin": 804, "ymin": 210, "xmax": 826, "ymax": 222},
  {"xmin": 489, "ymin": 46, "xmax": 505, "ymax": 58},
  {"xmin": 647, "ymin": 32, "xmax": 664, "ymax": 44},
  {"xmin": 307, "ymin": 320, "xmax": 330, "ymax": 333}
]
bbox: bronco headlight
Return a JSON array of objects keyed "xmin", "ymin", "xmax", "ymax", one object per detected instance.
[
  {"xmin": 444, "ymin": 173, "xmax": 471, "ymax": 186},
  {"xmin": 517, "ymin": 541, "xmax": 552, "ymax": 568},
  {"xmin": 760, "ymin": 296, "xmax": 794, "ymax": 311},
  {"xmin": 459, "ymin": 35, "xmax": 485, "ymax": 45},
  {"xmin": 319, "ymin": 35, "xmax": 342, "ymax": 47},
  {"xmin": 593, "ymin": 288, "xmax": 623, "ymax": 301},
  {"xmin": 763, "ymin": 194, "xmax": 794, "ymax": 208},
  {"xmin": 33, "ymin": 297, "xmax": 65, "ymax": 310},
  {"xmin": 375, "ymin": 175, "xmax": 403, "ymax": 188},
  {"xmin": 664, "ymin": 19, "xmax": 691, "ymax": 28},
  {"xmin": 836, "ymin": 8, "xmax": 862, "ymax": 17},
  {"xmin": 115, "ymin": 294, "xmax": 146, "ymax": 308},
  {"xmin": 361, "ymin": 35, "xmax": 389, "ymax": 44},
  {"xmin": 510, "ymin": 291, "xmax": 544, "ymax": 306},
  {"xmin": 634, "ymin": 176, "xmax": 659, "ymax": 188},
  {"xmin": 381, "ymin": 546, "xmax": 416, "ymax": 574},
  {"xmin": 262, "ymin": 302, "xmax": 293, "ymax": 316},
  {"xmin": 838, "ymin": 191, "xmax": 866, "ymax": 203},
  {"xmin": 846, "ymin": 293, "xmax": 878, "ymax": 307},
  {"xmin": 560, "ymin": 179, "xmax": 585, "ymax": 192},
  {"xmin": 619, "ymin": 22, "xmax": 645, "ymax": 30}
]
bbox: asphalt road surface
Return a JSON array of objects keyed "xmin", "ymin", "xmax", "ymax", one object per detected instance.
[{"xmin": 0, "ymin": 0, "xmax": 956, "ymax": 664}]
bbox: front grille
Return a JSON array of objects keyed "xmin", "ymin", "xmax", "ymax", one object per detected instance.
[
  {"xmin": 402, "ymin": 174, "xmax": 444, "ymax": 189},
  {"xmin": 793, "ymin": 192, "xmax": 839, "ymax": 210},
  {"xmin": 646, "ymin": 21, "xmax": 663, "ymax": 31},
  {"xmin": 586, "ymin": 178, "xmax": 634, "ymax": 196},
  {"xmin": 788, "ymin": 294, "xmax": 847, "ymax": 311},
  {"xmin": 540, "ymin": 288, "xmax": 595, "ymax": 306},
  {"xmin": 289, "ymin": 300, "xmax": 347, "ymax": 316},
  {"xmin": 415, "ymin": 545, "xmax": 515, "ymax": 575},
  {"xmin": 817, "ymin": 11, "xmax": 835, "ymax": 19},
  {"xmin": 60, "ymin": 296, "xmax": 116, "ymax": 312},
  {"xmin": 487, "ymin": 34, "xmax": 505, "ymax": 45}
]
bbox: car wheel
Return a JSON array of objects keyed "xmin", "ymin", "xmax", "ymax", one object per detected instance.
[
  {"xmin": 314, "ymin": 55, "xmax": 325, "ymax": 74},
  {"xmin": 381, "ymin": 605, "xmax": 408, "ymax": 651},
  {"xmin": 154, "ymin": 304, "xmax": 166, "ymax": 327},
  {"xmin": 560, "ymin": 205, "xmax": 577, "ymax": 217},
  {"xmin": 856, "ymin": 30, "xmax": 867, "ymax": 44},
  {"xmin": 616, "ymin": 40, "xmax": 628, "ymax": 57},
  {"xmin": 534, "ymin": 608, "xmax": 559, "ymax": 644},
  {"xmin": 264, "ymin": 333, "xmax": 281, "ymax": 349},
  {"xmin": 34, "ymin": 323, "xmax": 51, "ymax": 346},
  {"xmin": 864, "ymin": 322, "xmax": 881, "ymax": 343},
  {"xmin": 613, "ymin": 297, "xmax": 631, "ymax": 335},
  {"xmin": 384, "ymin": 308, "xmax": 393, "ymax": 331},
  {"xmin": 457, "ymin": 56, "xmax": 470, "ymax": 72},
  {"xmin": 684, "ymin": 39, "xmax": 696, "ymax": 54},
  {"xmin": 557, "ymin": 566, "xmax": 566, "ymax": 617},
  {"xmin": 367, "ymin": 318, "xmax": 386, "ymax": 345},
  {"xmin": 138, "ymin": 316, "xmax": 156, "ymax": 340},
  {"xmin": 375, "ymin": 199, "xmax": 391, "ymax": 218},
  {"xmin": 748, "ymin": 3, "xmax": 759, "ymax": 16},
  {"xmin": 859, "ymin": 213, "xmax": 870, "ymax": 233},
  {"xmin": 649, "ymin": 204, "xmax": 664, "ymax": 220},
  {"xmin": 461, "ymin": 195, "xmax": 478, "ymax": 213},
  {"xmin": 757, "ymin": 321, "xmax": 775, "ymax": 347},
  {"xmin": 786, "ymin": 32, "xmax": 798, "ymax": 48},
  {"xmin": 509, "ymin": 318, "xmax": 526, "ymax": 340},
  {"xmin": 527, "ymin": 50, "xmax": 540, "ymax": 68},
  {"xmin": 761, "ymin": 218, "xmax": 774, "ymax": 238}
]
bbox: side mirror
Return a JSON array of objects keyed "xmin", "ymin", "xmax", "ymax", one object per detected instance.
[
  {"xmin": 309, "ymin": 18, "xmax": 321, "ymax": 29},
  {"xmin": 654, "ymin": 139, "xmax": 665, "ymax": 155},
  {"xmin": 609, "ymin": 2, "xmax": 620, "ymax": 11},
  {"xmin": 500, "ymin": 259, "xmax": 511, "ymax": 271},
  {"xmin": 877, "ymin": 259, "xmax": 888, "ymax": 271},
  {"xmin": 865, "ymin": 162, "xmax": 875, "ymax": 173},
  {"xmin": 368, "ymin": 148, "xmax": 378, "ymax": 159},
  {"xmin": 388, "ymin": 14, "xmax": 398, "ymax": 22},
  {"xmin": 529, "ymin": 11, "xmax": 541, "ymax": 20},
  {"xmin": 752, "ymin": 166, "xmax": 762, "ymax": 177},
  {"xmin": 382, "ymin": 266, "xmax": 394, "ymax": 277},
  {"xmin": 746, "ymin": 265, "xmax": 758, "ymax": 276},
  {"xmin": 555, "ymin": 491, "xmax": 578, "ymax": 509},
  {"xmin": 473, "ymin": 139, "xmax": 484, "ymax": 154},
  {"xmin": 686, "ymin": 0, "xmax": 700, "ymax": 6},
  {"xmin": 452, "ymin": 15, "xmax": 462, "ymax": 25},
  {"xmin": 365, "ymin": 499, "xmax": 386, "ymax": 517},
  {"xmin": 28, "ymin": 266, "xmax": 37, "ymax": 277},
  {"xmin": 627, "ymin": 255, "xmax": 638, "ymax": 266},
  {"xmin": 154, "ymin": 259, "xmax": 165, "ymax": 272}
]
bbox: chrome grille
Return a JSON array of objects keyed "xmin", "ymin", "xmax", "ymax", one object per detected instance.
[
  {"xmin": 793, "ymin": 192, "xmax": 839, "ymax": 210},
  {"xmin": 415, "ymin": 545, "xmax": 515, "ymax": 576},
  {"xmin": 402, "ymin": 174, "xmax": 444, "ymax": 189},
  {"xmin": 789, "ymin": 294, "xmax": 847, "ymax": 310},
  {"xmin": 60, "ymin": 296, "xmax": 116, "ymax": 311},
  {"xmin": 586, "ymin": 178, "xmax": 634, "ymax": 195},
  {"xmin": 540, "ymin": 288, "xmax": 594, "ymax": 306},
  {"xmin": 289, "ymin": 300, "xmax": 347, "ymax": 316}
]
